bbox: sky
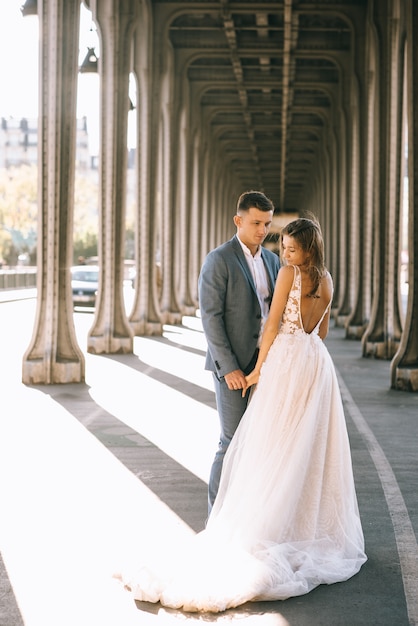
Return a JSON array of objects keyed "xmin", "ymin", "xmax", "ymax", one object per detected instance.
[
  {"xmin": 0, "ymin": 1, "xmax": 110, "ymax": 152},
  {"xmin": 0, "ymin": 2, "xmax": 40, "ymax": 118}
]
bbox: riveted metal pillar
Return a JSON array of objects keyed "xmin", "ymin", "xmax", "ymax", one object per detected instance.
[
  {"xmin": 200, "ymin": 153, "xmax": 210, "ymax": 263},
  {"xmin": 352, "ymin": 44, "xmax": 377, "ymax": 341},
  {"xmin": 346, "ymin": 22, "xmax": 370, "ymax": 340},
  {"xmin": 174, "ymin": 102, "xmax": 197, "ymax": 315},
  {"xmin": 128, "ymin": 7, "xmax": 163, "ymax": 336},
  {"xmin": 86, "ymin": 0, "xmax": 136, "ymax": 353},
  {"xmin": 334, "ymin": 106, "xmax": 350, "ymax": 326},
  {"xmin": 187, "ymin": 133, "xmax": 201, "ymax": 307},
  {"xmin": 22, "ymin": 0, "xmax": 84, "ymax": 384},
  {"xmin": 391, "ymin": 0, "xmax": 418, "ymax": 391},
  {"xmin": 362, "ymin": 0, "xmax": 404, "ymax": 359},
  {"xmin": 159, "ymin": 68, "xmax": 182, "ymax": 326}
]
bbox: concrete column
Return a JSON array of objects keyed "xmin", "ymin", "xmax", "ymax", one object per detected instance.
[
  {"xmin": 87, "ymin": 0, "xmax": 136, "ymax": 353},
  {"xmin": 391, "ymin": 0, "xmax": 418, "ymax": 391},
  {"xmin": 22, "ymin": 0, "xmax": 84, "ymax": 385}
]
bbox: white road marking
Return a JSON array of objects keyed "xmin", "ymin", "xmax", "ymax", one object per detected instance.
[{"xmin": 337, "ymin": 371, "xmax": 418, "ymax": 626}]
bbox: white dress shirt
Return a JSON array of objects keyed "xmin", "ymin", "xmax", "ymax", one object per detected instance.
[{"xmin": 237, "ymin": 236, "xmax": 270, "ymax": 346}]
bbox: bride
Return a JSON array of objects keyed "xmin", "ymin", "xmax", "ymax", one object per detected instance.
[{"xmin": 117, "ymin": 216, "xmax": 367, "ymax": 613}]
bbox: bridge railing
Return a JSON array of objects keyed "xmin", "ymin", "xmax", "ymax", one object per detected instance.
[{"xmin": 0, "ymin": 268, "xmax": 37, "ymax": 290}]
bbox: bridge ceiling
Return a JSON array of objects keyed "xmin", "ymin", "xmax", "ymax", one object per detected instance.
[{"xmin": 156, "ymin": 0, "xmax": 363, "ymax": 212}]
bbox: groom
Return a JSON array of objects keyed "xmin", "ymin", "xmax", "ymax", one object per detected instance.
[{"xmin": 198, "ymin": 190, "xmax": 280, "ymax": 515}]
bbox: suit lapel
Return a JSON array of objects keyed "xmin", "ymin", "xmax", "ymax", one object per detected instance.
[
  {"xmin": 231, "ymin": 236, "xmax": 278, "ymax": 300},
  {"xmin": 231, "ymin": 236, "xmax": 257, "ymax": 293},
  {"xmin": 260, "ymin": 247, "xmax": 278, "ymax": 295}
]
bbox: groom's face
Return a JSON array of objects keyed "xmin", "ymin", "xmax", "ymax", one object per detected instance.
[{"xmin": 234, "ymin": 207, "xmax": 273, "ymax": 254}]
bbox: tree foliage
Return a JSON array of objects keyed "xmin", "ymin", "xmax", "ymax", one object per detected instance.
[
  {"xmin": 73, "ymin": 172, "xmax": 99, "ymax": 263},
  {"xmin": 0, "ymin": 164, "xmax": 37, "ymax": 264},
  {"xmin": 0, "ymin": 164, "xmax": 136, "ymax": 266}
]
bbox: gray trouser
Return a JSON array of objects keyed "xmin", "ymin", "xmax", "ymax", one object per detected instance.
[{"xmin": 207, "ymin": 372, "xmax": 250, "ymax": 517}]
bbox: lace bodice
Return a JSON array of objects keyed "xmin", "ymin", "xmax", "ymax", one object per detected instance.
[{"xmin": 279, "ymin": 265, "xmax": 330, "ymax": 336}]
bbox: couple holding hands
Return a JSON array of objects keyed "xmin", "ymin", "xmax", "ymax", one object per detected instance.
[{"xmin": 119, "ymin": 190, "xmax": 366, "ymax": 613}]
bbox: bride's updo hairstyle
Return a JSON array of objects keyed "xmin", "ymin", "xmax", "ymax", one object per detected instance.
[{"xmin": 280, "ymin": 216, "xmax": 326, "ymax": 297}]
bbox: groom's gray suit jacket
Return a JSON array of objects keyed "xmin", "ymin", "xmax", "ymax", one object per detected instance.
[{"xmin": 198, "ymin": 235, "xmax": 280, "ymax": 378}]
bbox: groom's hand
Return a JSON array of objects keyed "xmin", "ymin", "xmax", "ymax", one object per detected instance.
[{"xmin": 224, "ymin": 369, "xmax": 246, "ymax": 391}]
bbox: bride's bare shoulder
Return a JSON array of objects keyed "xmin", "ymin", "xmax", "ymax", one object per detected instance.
[
  {"xmin": 277, "ymin": 264, "xmax": 296, "ymax": 281},
  {"xmin": 321, "ymin": 271, "xmax": 333, "ymax": 296}
]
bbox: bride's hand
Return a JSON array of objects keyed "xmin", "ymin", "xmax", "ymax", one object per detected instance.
[{"xmin": 241, "ymin": 370, "xmax": 260, "ymax": 397}]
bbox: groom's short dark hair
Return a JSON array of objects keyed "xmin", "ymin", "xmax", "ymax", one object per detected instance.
[{"xmin": 237, "ymin": 190, "xmax": 274, "ymax": 213}]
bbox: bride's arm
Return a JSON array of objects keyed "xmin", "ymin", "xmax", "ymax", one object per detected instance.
[
  {"xmin": 318, "ymin": 272, "xmax": 333, "ymax": 340},
  {"xmin": 242, "ymin": 265, "xmax": 293, "ymax": 395}
]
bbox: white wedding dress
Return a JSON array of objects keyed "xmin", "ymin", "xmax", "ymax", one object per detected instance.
[{"xmin": 119, "ymin": 265, "xmax": 367, "ymax": 612}]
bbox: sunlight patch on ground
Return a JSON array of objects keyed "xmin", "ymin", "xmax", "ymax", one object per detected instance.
[
  {"xmin": 133, "ymin": 333, "xmax": 214, "ymax": 393},
  {"xmin": 85, "ymin": 351, "xmax": 218, "ymax": 483},
  {"xmin": 134, "ymin": 313, "xmax": 213, "ymax": 392},
  {"xmin": 0, "ymin": 383, "xmax": 196, "ymax": 626}
]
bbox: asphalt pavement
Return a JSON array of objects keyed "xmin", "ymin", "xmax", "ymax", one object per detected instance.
[{"xmin": 0, "ymin": 291, "xmax": 417, "ymax": 626}]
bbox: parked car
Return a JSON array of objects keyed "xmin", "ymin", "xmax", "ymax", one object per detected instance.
[
  {"xmin": 128, "ymin": 265, "xmax": 136, "ymax": 287},
  {"xmin": 71, "ymin": 265, "xmax": 99, "ymax": 307}
]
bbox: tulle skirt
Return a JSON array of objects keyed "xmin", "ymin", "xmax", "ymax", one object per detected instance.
[{"xmin": 119, "ymin": 331, "xmax": 367, "ymax": 612}]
